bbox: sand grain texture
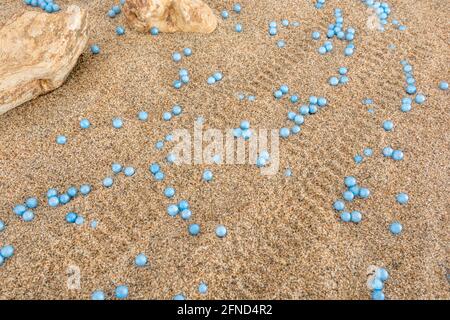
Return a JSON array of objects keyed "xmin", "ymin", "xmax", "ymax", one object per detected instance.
[{"xmin": 0, "ymin": 0, "xmax": 449, "ymax": 300}]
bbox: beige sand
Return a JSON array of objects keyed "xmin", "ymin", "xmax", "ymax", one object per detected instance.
[{"xmin": 0, "ymin": 0, "xmax": 449, "ymax": 299}]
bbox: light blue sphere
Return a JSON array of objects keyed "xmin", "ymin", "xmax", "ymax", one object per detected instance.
[
  {"xmin": 389, "ymin": 221, "xmax": 403, "ymax": 235},
  {"xmin": 135, "ymin": 254, "xmax": 148, "ymax": 267},
  {"xmin": 396, "ymin": 193, "xmax": 409, "ymax": 204},
  {"xmin": 91, "ymin": 290, "xmax": 106, "ymax": 300},
  {"xmin": 188, "ymin": 223, "xmax": 200, "ymax": 236},
  {"xmin": 115, "ymin": 285, "xmax": 129, "ymax": 299},
  {"xmin": 215, "ymin": 225, "xmax": 227, "ymax": 238}
]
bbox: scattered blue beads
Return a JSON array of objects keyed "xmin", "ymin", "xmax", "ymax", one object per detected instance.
[{"xmin": 25, "ymin": 0, "xmax": 60, "ymax": 13}]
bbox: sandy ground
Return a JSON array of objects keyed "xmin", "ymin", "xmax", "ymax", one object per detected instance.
[{"xmin": 0, "ymin": 0, "xmax": 449, "ymax": 300}]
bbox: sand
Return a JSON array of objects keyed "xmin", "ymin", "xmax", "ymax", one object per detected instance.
[{"xmin": 0, "ymin": 0, "xmax": 449, "ymax": 300}]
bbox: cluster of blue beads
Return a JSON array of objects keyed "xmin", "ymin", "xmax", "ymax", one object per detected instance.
[
  {"xmin": 173, "ymin": 68, "xmax": 190, "ymax": 89},
  {"xmin": 322, "ymin": 9, "xmax": 356, "ymax": 56},
  {"xmin": 391, "ymin": 19, "xmax": 407, "ymax": 31},
  {"xmin": 107, "ymin": 3, "xmax": 122, "ymax": 18},
  {"xmin": 370, "ymin": 267, "xmax": 389, "ymax": 300},
  {"xmin": 65, "ymin": 211, "xmax": 85, "ymax": 225},
  {"xmin": 283, "ymin": 95, "xmax": 328, "ymax": 138},
  {"xmin": 333, "ymin": 176, "xmax": 370, "ymax": 223},
  {"xmin": 361, "ymin": 1, "xmax": 391, "ymax": 31},
  {"xmin": 46, "ymin": 184, "xmax": 90, "ymax": 208},
  {"xmin": 149, "ymin": 162, "xmax": 165, "ymax": 181},
  {"xmin": 163, "ymin": 105, "xmax": 182, "ymax": 121},
  {"xmin": 172, "ymin": 48, "xmax": 192, "ymax": 64},
  {"xmin": 315, "ymin": 0, "xmax": 326, "ymax": 9},
  {"xmin": 0, "ymin": 245, "xmax": 14, "ymax": 267},
  {"xmin": 24, "ymin": 0, "xmax": 60, "ymax": 13},
  {"xmin": 382, "ymin": 146, "xmax": 404, "ymax": 161},
  {"xmin": 329, "ymin": 67, "xmax": 349, "ymax": 86},
  {"xmin": 256, "ymin": 150, "xmax": 271, "ymax": 168},
  {"xmin": 13, "ymin": 197, "xmax": 38, "ymax": 222},
  {"xmin": 237, "ymin": 93, "xmax": 256, "ymax": 102},
  {"xmin": 207, "ymin": 72, "xmax": 223, "ymax": 85},
  {"xmin": 233, "ymin": 120, "xmax": 252, "ymax": 140},
  {"xmin": 273, "ymin": 84, "xmax": 290, "ymax": 99},
  {"xmin": 354, "ymin": 147, "xmax": 373, "ymax": 164},
  {"xmin": 167, "ymin": 200, "xmax": 198, "ymax": 235},
  {"xmin": 401, "ymin": 61, "xmax": 426, "ymax": 105}
]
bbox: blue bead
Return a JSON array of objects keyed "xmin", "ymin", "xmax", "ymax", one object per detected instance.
[
  {"xmin": 108, "ymin": 9, "xmax": 116, "ymax": 18},
  {"xmin": 333, "ymin": 200, "xmax": 345, "ymax": 211},
  {"xmin": 344, "ymin": 47, "xmax": 354, "ymax": 56},
  {"xmin": 281, "ymin": 19, "xmax": 289, "ymax": 27},
  {"xmin": 112, "ymin": 163, "xmax": 122, "ymax": 174},
  {"xmin": 269, "ymin": 21, "xmax": 277, "ymax": 28},
  {"xmin": 350, "ymin": 211, "xmax": 362, "ymax": 223},
  {"xmin": 240, "ymin": 120, "xmax": 250, "ymax": 130},
  {"xmin": 382, "ymin": 120, "xmax": 394, "ymax": 131},
  {"xmin": 349, "ymin": 185, "xmax": 360, "ymax": 196},
  {"xmin": 375, "ymin": 267, "xmax": 389, "ymax": 282},
  {"xmin": 75, "ymin": 216, "xmax": 84, "ymax": 225},
  {"xmin": 371, "ymin": 290, "xmax": 385, "ymax": 300},
  {"xmin": 154, "ymin": 172, "xmax": 165, "ymax": 181},
  {"xmin": 138, "ymin": 111, "xmax": 148, "ymax": 121},
  {"xmin": 59, "ymin": 193, "xmax": 70, "ymax": 204},
  {"xmin": 178, "ymin": 200, "xmax": 189, "ymax": 211},
  {"xmin": 294, "ymin": 115, "xmax": 304, "ymax": 125},
  {"xmin": 312, "ymin": 31, "xmax": 321, "ymax": 40},
  {"xmin": 167, "ymin": 204, "xmax": 179, "ymax": 217},
  {"xmin": 80, "ymin": 118, "xmax": 90, "ymax": 129},
  {"xmin": 25, "ymin": 197, "xmax": 38, "ymax": 209},
  {"xmin": 0, "ymin": 245, "xmax": 14, "ymax": 259},
  {"xmin": 235, "ymin": 23, "xmax": 243, "ymax": 32},
  {"xmin": 221, "ymin": 10, "xmax": 229, "ymax": 19},
  {"xmin": 290, "ymin": 95, "xmax": 299, "ymax": 103},
  {"xmin": 279, "ymin": 127, "xmax": 290, "ymax": 138},
  {"xmin": 173, "ymin": 293, "xmax": 186, "ymax": 300},
  {"xmin": 188, "ymin": 223, "xmax": 200, "ymax": 236},
  {"xmin": 401, "ymin": 103, "xmax": 412, "ymax": 112},
  {"xmin": 66, "ymin": 212, "xmax": 77, "ymax": 223},
  {"xmin": 396, "ymin": 192, "xmax": 409, "ymax": 204},
  {"xmin": 299, "ymin": 105, "xmax": 309, "ymax": 115},
  {"xmin": 363, "ymin": 148, "xmax": 373, "ymax": 157},
  {"xmin": 116, "ymin": 26, "xmax": 125, "ymax": 35},
  {"xmin": 269, "ymin": 27, "xmax": 277, "ymax": 36},
  {"xmin": 0, "ymin": 220, "xmax": 4, "ymax": 232},
  {"xmin": 329, "ymin": 77, "xmax": 339, "ymax": 86},
  {"xmin": 392, "ymin": 150, "xmax": 404, "ymax": 161},
  {"xmin": 56, "ymin": 135, "xmax": 67, "ymax": 145},
  {"xmin": 48, "ymin": 196, "xmax": 60, "ymax": 207},
  {"xmin": 45, "ymin": 4, "xmax": 53, "ymax": 13},
  {"xmin": 439, "ymin": 81, "xmax": 448, "ymax": 90},
  {"xmin": 22, "ymin": 210, "xmax": 34, "ymax": 222},
  {"xmin": 274, "ymin": 90, "xmax": 283, "ymax": 99},
  {"xmin": 415, "ymin": 94, "xmax": 426, "ymax": 104},
  {"xmin": 359, "ymin": 188, "xmax": 370, "ymax": 199},
  {"xmin": 172, "ymin": 52, "xmax": 182, "ymax": 62},
  {"xmin": 370, "ymin": 278, "xmax": 384, "ymax": 290},
  {"xmin": 150, "ymin": 26, "xmax": 159, "ymax": 35},
  {"xmin": 406, "ymin": 85, "xmax": 416, "ymax": 95},
  {"xmin": 149, "ymin": 163, "xmax": 160, "ymax": 174},
  {"xmin": 354, "ymin": 154, "xmax": 363, "ymax": 164},
  {"xmin": 382, "ymin": 147, "xmax": 394, "ymax": 157},
  {"xmin": 135, "ymin": 254, "xmax": 148, "ymax": 267},
  {"xmin": 52, "ymin": 4, "xmax": 60, "ymax": 12},
  {"xmin": 180, "ymin": 209, "xmax": 192, "ymax": 220},
  {"xmin": 80, "ymin": 184, "xmax": 92, "ymax": 195},
  {"xmin": 202, "ymin": 170, "xmax": 213, "ymax": 182},
  {"xmin": 389, "ymin": 221, "xmax": 403, "ymax": 235},
  {"xmin": 213, "ymin": 72, "xmax": 223, "ymax": 81},
  {"xmin": 115, "ymin": 285, "xmax": 129, "ymax": 299},
  {"xmin": 340, "ymin": 212, "xmax": 351, "ymax": 222},
  {"xmin": 164, "ymin": 187, "xmax": 175, "ymax": 198},
  {"xmin": 277, "ymin": 40, "xmax": 286, "ymax": 48},
  {"xmin": 163, "ymin": 112, "xmax": 172, "ymax": 121},
  {"xmin": 112, "ymin": 118, "xmax": 123, "ymax": 129},
  {"xmin": 124, "ymin": 167, "xmax": 135, "ymax": 177},
  {"xmin": 215, "ymin": 225, "xmax": 227, "ymax": 238},
  {"xmin": 339, "ymin": 76, "xmax": 349, "ymax": 84},
  {"xmin": 112, "ymin": 5, "xmax": 121, "ymax": 14},
  {"xmin": 46, "ymin": 189, "xmax": 57, "ymax": 198},
  {"xmin": 90, "ymin": 45, "xmax": 100, "ymax": 54},
  {"xmin": 339, "ymin": 67, "xmax": 348, "ymax": 75},
  {"xmin": 198, "ymin": 282, "xmax": 208, "ymax": 294},
  {"xmin": 91, "ymin": 291, "xmax": 106, "ymax": 300},
  {"xmin": 344, "ymin": 176, "xmax": 357, "ymax": 187},
  {"xmin": 183, "ymin": 48, "xmax": 192, "ymax": 56},
  {"xmin": 343, "ymin": 191, "xmax": 354, "ymax": 202},
  {"xmin": 102, "ymin": 177, "xmax": 114, "ymax": 188},
  {"xmin": 233, "ymin": 3, "xmax": 242, "ymax": 13}
]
